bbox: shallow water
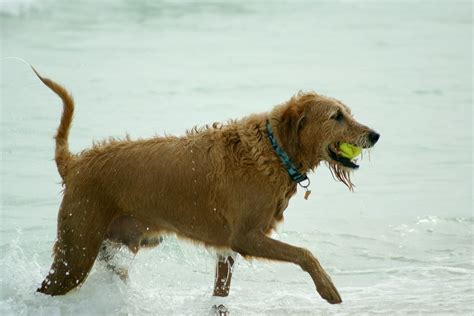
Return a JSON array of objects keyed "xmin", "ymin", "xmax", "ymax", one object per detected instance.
[{"xmin": 1, "ymin": 0, "xmax": 472, "ymax": 315}]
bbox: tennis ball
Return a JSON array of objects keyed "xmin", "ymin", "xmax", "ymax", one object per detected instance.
[{"xmin": 339, "ymin": 142, "xmax": 362, "ymax": 159}]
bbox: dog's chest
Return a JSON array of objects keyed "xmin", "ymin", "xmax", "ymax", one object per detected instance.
[{"xmin": 272, "ymin": 185, "xmax": 297, "ymax": 223}]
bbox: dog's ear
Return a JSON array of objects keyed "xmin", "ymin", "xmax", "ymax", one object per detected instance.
[{"xmin": 278, "ymin": 105, "xmax": 306, "ymax": 159}]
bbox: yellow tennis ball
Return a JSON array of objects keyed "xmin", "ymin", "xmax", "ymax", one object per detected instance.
[{"xmin": 339, "ymin": 142, "xmax": 362, "ymax": 159}]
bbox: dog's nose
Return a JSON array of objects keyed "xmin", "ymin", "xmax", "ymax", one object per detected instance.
[{"xmin": 368, "ymin": 131, "xmax": 380, "ymax": 145}]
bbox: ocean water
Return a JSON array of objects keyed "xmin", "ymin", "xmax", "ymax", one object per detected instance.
[{"xmin": 0, "ymin": 0, "xmax": 472, "ymax": 315}]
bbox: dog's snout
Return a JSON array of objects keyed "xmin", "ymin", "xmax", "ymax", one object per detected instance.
[{"xmin": 368, "ymin": 131, "xmax": 380, "ymax": 145}]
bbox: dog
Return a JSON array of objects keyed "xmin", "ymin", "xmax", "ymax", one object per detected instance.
[{"xmin": 33, "ymin": 68, "xmax": 379, "ymax": 305}]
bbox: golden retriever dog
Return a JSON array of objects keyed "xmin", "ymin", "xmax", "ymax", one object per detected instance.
[{"xmin": 33, "ymin": 68, "xmax": 379, "ymax": 305}]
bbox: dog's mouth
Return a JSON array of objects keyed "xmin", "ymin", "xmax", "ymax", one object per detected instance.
[{"xmin": 327, "ymin": 142, "xmax": 360, "ymax": 169}]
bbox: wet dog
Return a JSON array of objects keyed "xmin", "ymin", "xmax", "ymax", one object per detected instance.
[{"xmin": 34, "ymin": 69, "xmax": 379, "ymax": 304}]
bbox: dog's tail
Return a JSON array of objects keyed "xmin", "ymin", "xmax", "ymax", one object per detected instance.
[{"xmin": 32, "ymin": 67, "xmax": 74, "ymax": 179}]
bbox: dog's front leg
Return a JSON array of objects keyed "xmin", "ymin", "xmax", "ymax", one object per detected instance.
[
  {"xmin": 231, "ymin": 230, "xmax": 341, "ymax": 304},
  {"xmin": 213, "ymin": 255, "xmax": 235, "ymax": 297}
]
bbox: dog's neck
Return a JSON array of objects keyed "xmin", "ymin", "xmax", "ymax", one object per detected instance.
[{"xmin": 265, "ymin": 120, "xmax": 310, "ymax": 190}]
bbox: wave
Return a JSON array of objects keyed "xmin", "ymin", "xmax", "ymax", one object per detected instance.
[
  {"xmin": 0, "ymin": 0, "xmax": 40, "ymax": 15},
  {"xmin": 0, "ymin": 0, "xmax": 250, "ymax": 18},
  {"xmin": 333, "ymin": 265, "xmax": 473, "ymax": 277}
]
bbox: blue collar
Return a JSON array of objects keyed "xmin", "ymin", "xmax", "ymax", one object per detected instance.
[{"xmin": 265, "ymin": 120, "xmax": 310, "ymax": 188}]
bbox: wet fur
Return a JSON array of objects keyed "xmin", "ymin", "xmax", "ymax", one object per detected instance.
[{"xmin": 34, "ymin": 69, "xmax": 378, "ymax": 304}]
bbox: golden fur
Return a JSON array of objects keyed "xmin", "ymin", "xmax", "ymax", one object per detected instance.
[{"xmin": 34, "ymin": 69, "xmax": 379, "ymax": 304}]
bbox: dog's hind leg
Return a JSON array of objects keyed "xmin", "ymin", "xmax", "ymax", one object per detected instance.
[
  {"xmin": 98, "ymin": 240, "xmax": 130, "ymax": 281},
  {"xmin": 37, "ymin": 196, "xmax": 115, "ymax": 296},
  {"xmin": 99, "ymin": 215, "xmax": 163, "ymax": 280},
  {"xmin": 105, "ymin": 215, "xmax": 162, "ymax": 253}
]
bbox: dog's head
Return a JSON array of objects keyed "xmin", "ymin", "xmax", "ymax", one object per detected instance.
[{"xmin": 272, "ymin": 92, "xmax": 380, "ymax": 190}]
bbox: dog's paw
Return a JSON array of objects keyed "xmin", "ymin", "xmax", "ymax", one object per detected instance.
[
  {"xmin": 317, "ymin": 283, "xmax": 342, "ymax": 304},
  {"xmin": 313, "ymin": 272, "xmax": 342, "ymax": 304},
  {"xmin": 212, "ymin": 304, "xmax": 229, "ymax": 316}
]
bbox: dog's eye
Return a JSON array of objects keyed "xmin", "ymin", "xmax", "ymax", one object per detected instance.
[{"xmin": 332, "ymin": 111, "xmax": 344, "ymax": 122}]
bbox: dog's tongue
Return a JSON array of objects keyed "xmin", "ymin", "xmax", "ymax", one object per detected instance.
[{"xmin": 339, "ymin": 143, "xmax": 362, "ymax": 159}]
